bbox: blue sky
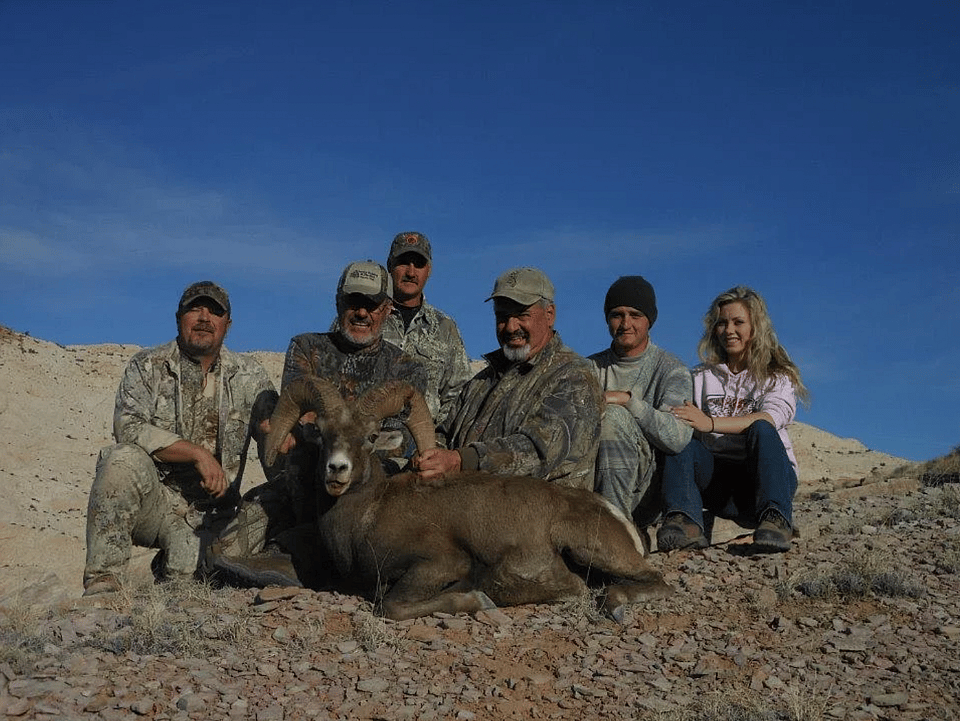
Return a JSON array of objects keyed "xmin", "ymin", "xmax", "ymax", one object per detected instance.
[{"xmin": 1, "ymin": 0, "xmax": 957, "ymax": 462}]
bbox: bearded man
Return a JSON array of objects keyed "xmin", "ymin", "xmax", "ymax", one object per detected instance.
[
  {"xmin": 416, "ymin": 267, "xmax": 602, "ymax": 489},
  {"xmin": 209, "ymin": 261, "xmax": 429, "ymax": 588}
]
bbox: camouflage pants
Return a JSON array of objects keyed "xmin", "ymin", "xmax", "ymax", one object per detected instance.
[
  {"xmin": 84, "ymin": 444, "xmax": 204, "ymax": 585},
  {"xmin": 594, "ymin": 404, "xmax": 660, "ymax": 527},
  {"xmin": 213, "ymin": 435, "xmax": 319, "ymax": 560}
]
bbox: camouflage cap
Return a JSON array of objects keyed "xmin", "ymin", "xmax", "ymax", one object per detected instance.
[
  {"xmin": 337, "ymin": 260, "xmax": 394, "ymax": 303},
  {"xmin": 485, "ymin": 267, "xmax": 555, "ymax": 306},
  {"xmin": 178, "ymin": 280, "xmax": 231, "ymax": 316},
  {"xmin": 388, "ymin": 231, "xmax": 432, "ymax": 266}
]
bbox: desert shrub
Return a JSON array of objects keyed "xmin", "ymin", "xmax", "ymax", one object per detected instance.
[
  {"xmin": 918, "ymin": 446, "xmax": 960, "ymax": 487},
  {"xmin": 792, "ymin": 554, "xmax": 924, "ymax": 601},
  {"xmin": 935, "ymin": 538, "xmax": 960, "ymax": 574},
  {"xmin": 934, "ymin": 484, "xmax": 960, "ymax": 519},
  {"xmin": 908, "ymin": 483, "xmax": 960, "ymax": 523}
]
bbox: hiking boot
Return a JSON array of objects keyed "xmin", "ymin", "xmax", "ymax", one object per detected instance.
[
  {"xmin": 210, "ymin": 549, "xmax": 302, "ymax": 589},
  {"xmin": 82, "ymin": 573, "xmax": 121, "ymax": 597},
  {"xmin": 656, "ymin": 513, "xmax": 709, "ymax": 552},
  {"xmin": 753, "ymin": 509, "xmax": 794, "ymax": 553}
]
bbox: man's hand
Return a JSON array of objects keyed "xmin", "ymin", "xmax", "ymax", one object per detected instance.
[
  {"xmin": 604, "ymin": 390, "xmax": 631, "ymax": 406},
  {"xmin": 153, "ymin": 440, "xmax": 228, "ymax": 498},
  {"xmin": 258, "ymin": 412, "xmax": 317, "ymax": 456},
  {"xmin": 194, "ymin": 448, "xmax": 228, "ymax": 497},
  {"xmin": 414, "ymin": 448, "xmax": 462, "ymax": 481}
]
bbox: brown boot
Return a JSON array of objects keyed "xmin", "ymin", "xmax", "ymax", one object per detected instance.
[
  {"xmin": 210, "ymin": 547, "xmax": 302, "ymax": 588},
  {"xmin": 82, "ymin": 573, "xmax": 122, "ymax": 597},
  {"xmin": 656, "ymin": 513, "xmax": 709, "ymax": 552},
  {"xmin": 753, "ymin": 509, "xmax": 795, "ymax": 553}
]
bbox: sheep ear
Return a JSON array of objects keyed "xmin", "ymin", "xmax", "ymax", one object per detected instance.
[{"xmin": 370, "ymin": 430, "xmax": 404, "ymax": 452}]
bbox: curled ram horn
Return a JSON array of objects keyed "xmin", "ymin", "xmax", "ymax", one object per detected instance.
[
  {"xmin": 354, "ymin": 380, "xmax": 438, "ymax": 454},
  {"xmin": 264, "ymin": 375, "xmax": 346, "ymax": 465}
]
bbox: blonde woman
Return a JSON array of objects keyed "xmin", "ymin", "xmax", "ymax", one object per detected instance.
[{"xmin": 659, "ymin": 286, "xmax": 809, "ymax": 553}]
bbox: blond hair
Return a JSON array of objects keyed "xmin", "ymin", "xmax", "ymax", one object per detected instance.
[{"xmin": 697, "ymin": 286, "xmax": 809, "ymax": 406}]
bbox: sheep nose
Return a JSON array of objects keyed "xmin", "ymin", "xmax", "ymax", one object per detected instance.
[{"xmin": 327, "ymin": 459, "xmax": 351, "ymax": 477}]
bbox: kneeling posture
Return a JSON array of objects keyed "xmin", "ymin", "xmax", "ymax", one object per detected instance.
[{"xmin": 265, "ymin": 378, "xmax": 672, "ymax": 620}]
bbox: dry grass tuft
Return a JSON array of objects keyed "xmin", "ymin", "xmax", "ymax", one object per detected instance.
[
  {"xmin": 785, "ymin": 685, "xmax": 829, "ymax": 721},
  {"xmin": 352, "ymin": 601, "xmax": 400, "ymax": 651},
  {"xmin": 559, "ymin": 586, "xmax": 606, "ymax": 624},
  {"xmin": 649, "ymin": 685, "xmax": 827, "ymax": 721},
  {"xmin": 84, "ymin": 577, "xmax": 256, "ymax": 656},
  {"xmin": 0, "ymin": 598, "xmax": 57, "ymax": 674},
  {"xmin": 650, "ymin": 688, "xmax": 775, "ymax": 721}
]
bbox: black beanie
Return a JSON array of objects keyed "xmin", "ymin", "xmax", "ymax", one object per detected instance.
[{"xmin": 604, "ymin": 275, "xmax": 658, "ymax": 327}]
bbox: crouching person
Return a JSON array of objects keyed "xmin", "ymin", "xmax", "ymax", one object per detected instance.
[
  {"xmin": 83, "ymin": 281, "xmax": 276, "ymax": 596},
  {"xmin": 588, "ymin": 276, "xmax": 693, "ymax": 539}
]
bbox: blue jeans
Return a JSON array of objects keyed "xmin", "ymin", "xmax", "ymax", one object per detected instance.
[{"xmin": 660, "ymin": 420, "xmax": 797, "ymax": 531}]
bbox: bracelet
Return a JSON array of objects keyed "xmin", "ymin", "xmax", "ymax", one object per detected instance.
[{"xmin": 710, "ymin": 417, "xmax": 715, "ymax": 433}]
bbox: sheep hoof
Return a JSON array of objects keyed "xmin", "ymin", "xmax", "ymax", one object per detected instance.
[
  {"xmin": 608, "ymin": 604, "xmax": 630, "ymax": 626},
  {"xmin": 472, "ymin": 591, "xmax": 497, "ymax": 611}
]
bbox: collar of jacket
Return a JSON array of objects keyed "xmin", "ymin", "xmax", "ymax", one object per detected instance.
[{"xmin": 389, "ymin": 296, "xmax": 432, "ymax": 325}]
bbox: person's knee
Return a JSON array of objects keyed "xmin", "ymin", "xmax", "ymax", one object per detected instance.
[
  {"xmin": 599, "ymin": 403, "xmax": 634, "ymax": 440},
  {"xmin": 663, "ymin": 437, "xmax": 699, "ymax": 469},
  {"xmin": 94, "ymin": 443, "xmax": 163, "ymax": 503},
  {"xmin": 98, "ymin": 443, "xmax": 151, "ymax": 466},
  {"xmin": 745, "ymin": 419, "xmax": 777, "ymax": 440}
]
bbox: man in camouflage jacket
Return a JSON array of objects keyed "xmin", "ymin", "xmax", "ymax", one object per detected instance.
[
  {"xmin": 83, "ymin": 281, "xmax": 275, "ymax": 596},
  {"xmin": 212, "ymin": 261, "xmax": 429, "ymax": 588},
  {"xmin": 416, "ymin": 267, "xmax": 603, "ymax": 489},
  {"xmin": 381, "ymin": 231, "xmax": 472, "ymax": 424}
]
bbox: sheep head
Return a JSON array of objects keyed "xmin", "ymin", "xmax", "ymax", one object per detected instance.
[{"xmin": 264, "ymin": 376, "xmax": 436, "ymax": 497}]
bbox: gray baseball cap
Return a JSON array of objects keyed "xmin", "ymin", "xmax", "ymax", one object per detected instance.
[
  {"xmin": 337, "ymin": 260, "xmax": 393, "ymax": 303},
  {"xmin": 485, "ymin": 267, "xmax": 555, "ymax": 305}
]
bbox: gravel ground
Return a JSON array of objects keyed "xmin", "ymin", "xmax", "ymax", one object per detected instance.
[{"xmin": 3, "ymin": 483, "xmax": 958, "ymax": 721}]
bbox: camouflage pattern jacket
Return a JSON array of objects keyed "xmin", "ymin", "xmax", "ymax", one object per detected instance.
[
  {"xmin": 438, "ymin": 333, "xmax": 603, "ymax": 489},
  {"xmin": 382, "ymin": 298, "xmax": 472, "ymax": 424},
  {"xmin": 113, "ymin": 340, "xmax": 275, "ymax": 498},
  {"xmin": 282, "ymin": 332, "xmax": 429, "ymax": 447}
]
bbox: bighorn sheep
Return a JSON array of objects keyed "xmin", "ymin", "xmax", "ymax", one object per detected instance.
[{"xmin": 265, "ymin": 377, "xmax": 671, "ymax": 621}]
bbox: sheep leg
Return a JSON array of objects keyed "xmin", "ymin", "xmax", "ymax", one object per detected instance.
[
  {"xmin": 554, "ymin": 502, "xmax": 672, "ymax": 595},
  {"xmin": 378, "ymin": 555, "xmax": 494, "ymax": 620},
  {"xmin": 381, "ymin": 588, "xmax": 497, "ymax": 621},
  {"xmin": 477, "ymin": 548, "xmax": 588, "ymax": 606}
]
